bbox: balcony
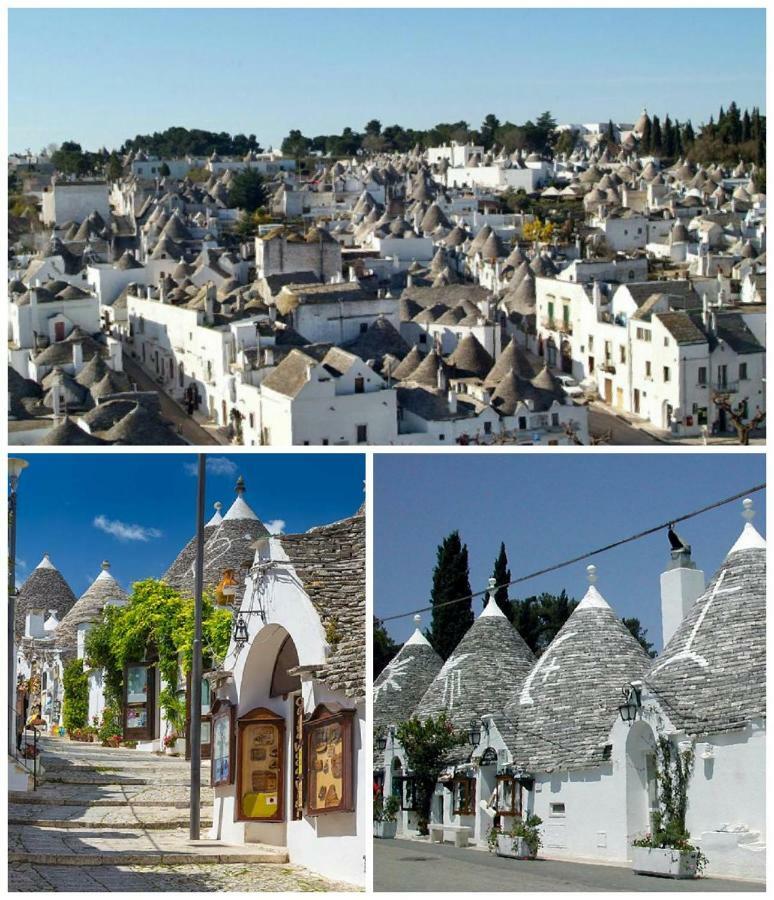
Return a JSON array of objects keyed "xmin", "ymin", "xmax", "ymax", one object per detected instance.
[
  {"xmin": 541, "ymin": 317, "xmax": 573, "ymax": 335},
  {"xmin": 600, "ymin": 362, "xmax": 616, "ymax": 375},
  {"xmin": 712, "ymin": 382, "xmax": 740, "ymax": 394}
]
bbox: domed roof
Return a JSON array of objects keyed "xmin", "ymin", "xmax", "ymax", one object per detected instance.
[
  {"xmin": 54, "ymin": 561, "xmax": 128, "ymax": 658},
  {"xmin": 645, "ymin": 501, "xmax": 765, "ymax": 737},
  {"xmin": 391, "ymin": 346, "xmax": 425, "ymax": 381},
  {"xmin": 490, "ymin": 369, "xmax": 531, "ymax": 416},
  {"xmin": 504, "ymin": 568, "xmax": 650, "ymax": 771},
  {"xmin": 484, "ymin": 337, "xmax": 536, "ymax": 388},
  {"xmin": 163, "ymin": 477, "xmax": 269, "ymax": 598},
  {"xmin": 374, "ymin": 619, "xmax": 443, "ymax": 732},
  {"xmin": 415, "ymin": 595, "xmax": 535, "ymax": 762},
  {"xmin": 404, "ymin": 348, "xmax": 447, "ymax": 388},
  {"xmin": 15, "ymin": 555, "xmax": 77, "ymax": 641},
  {"xmin": 447, "ymin": 334, "xmax": 494, "ymax": 380}
]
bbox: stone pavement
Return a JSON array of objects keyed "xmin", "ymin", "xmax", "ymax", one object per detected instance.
[
  {"xmin": 374, "ymin": 837, "xmax": 765, "ymax": 893},
  {"xmin": 9, "ymin": 737, "xmax": 360, "ymax": 891}
]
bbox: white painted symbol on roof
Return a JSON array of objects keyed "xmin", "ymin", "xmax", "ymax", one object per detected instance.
[
  {"xmin": 650, "ymin": 570, "xmax": 737, "ymax": 675},
  {"xmin": 520, "ymin": 632, "xmax": 576, "ymax": 705},
  {"xmin": 374, "ymin": 655, "xmax": 415, "ymax": 698}
]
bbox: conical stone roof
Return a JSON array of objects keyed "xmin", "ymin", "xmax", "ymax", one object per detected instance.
[
  {"xmin": 374, "ymin": 620, "xmax": 443, "ymax": 733},
  {"xmin": 163, "ymin": 478, "xmax": 269, "ymax": 598},
  {"xmin": 484, "ymin": 337, "xmax": 536, "ymax": 388},
  {"xmin": 447, "ymin": 334, "xmax": 494, "ymax": 380},
  {"xmin": 15, "ymin": 555, "xmax": 77, "ymax": 641},
  {"xmin": 645, "ymin": 506, "xmax": 766, "ymax": 737},
  {"xmin": 54, "ymin": 562, "xmax": 128, "ymax": 658},
  {"xmin": 503, "ymin": 569, "xmax": 650, "ymax": 772},
  {"xmin": 415, "ymin": 596, "xmax": 536, "ymax": 762}
]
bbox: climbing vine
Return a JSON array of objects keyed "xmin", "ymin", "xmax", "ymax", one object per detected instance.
[
  {"xmin": 84, "ymin": 578, "xmax": 232, "ymax": 732},
  {"xmin": 62, "ymin": 658, "xmax": 89, "ymax": 732}
]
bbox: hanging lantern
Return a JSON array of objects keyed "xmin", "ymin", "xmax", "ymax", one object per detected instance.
[
  {"xmin": 233, "ymin": 616, "xmax": 249, "ymax": 646},
  {"xmin": 467, "ymin": 718, "xmax": 482, "ymax": 747},
  {"xmin": 617, "ymin": 682, "xmax": 642, "ymax": 724},
  {"xmin": 376, "ymin": 732, "xmax": 388, "ymax": 753},
  {"xmin": 215, "ymin": 569, "xmax": 239, "ymax": 606}
]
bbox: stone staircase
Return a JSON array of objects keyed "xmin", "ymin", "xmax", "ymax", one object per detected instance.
[{"xmin": 9, "ymin": 736, "xmax": 288, "ymax": 867}]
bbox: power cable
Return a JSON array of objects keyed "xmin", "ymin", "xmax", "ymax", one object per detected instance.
[{"xmin": 379, "ymin": 483, "xmax": 765, "ymax": 623}]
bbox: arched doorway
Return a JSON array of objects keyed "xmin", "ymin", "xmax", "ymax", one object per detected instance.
[
  {"xmin": 560, "ymin": 340, "xmax": 573, "ymax": 375},
  {"xmin": 625, "ymin": 720, "xmax": 658, "ymax": 857},
  {"xmin": 476, "ymin": 748, "xmax": 499, "ymax": 843}
]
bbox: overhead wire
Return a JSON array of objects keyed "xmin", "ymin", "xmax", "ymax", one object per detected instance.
[{"xmin": 379, "ymin": 483, "xmax": 765, "ymax": 623}]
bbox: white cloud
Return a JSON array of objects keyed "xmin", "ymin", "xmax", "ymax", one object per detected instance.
[
  {"xmin": 93, "ymin": 515, "xmax": 162, "ymax": 543},
  {"xmin": 184, "ymin": 457, "xmax": 239, "ymax": 477},
  {"xmin": 265, "ymin": 519, "xmax": 286, "ymax": 535}
]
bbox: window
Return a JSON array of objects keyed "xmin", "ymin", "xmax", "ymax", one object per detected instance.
[
  {"xmin": 359, "ymin": 322, "xmax": 368, "ymax": 334},
  {"xmin": 698, "ymin": 366, "xmax": 707, "ymax": 386},
  {"xmin": 739, "ymin": 362, "xmax": 748, "ymax": 381},
  {"xmin": 551, "ymin": 413, "xmax": 559, "ymax": 427},
  {"xmin": 635, "ymin": 327, "xmax": 651, "ymax": 343},
  {"xmin": 419, "ymin": 333, "xmax": 427, "ymax": 344},
  {"xmin": 439, "ymin": 434, "xmax": 445, "ymax": 441},
  {"xmin": 496, "ymin": 775, "xmax": 521, "ymax": 816},
  {"xmin": 484, "ymin": 421, "xmax": 492, "ymax": 435},
  {"xmin": 588, "ymin": 335, "xmax": 594, "ymax": 351},
  {"xmin": 518, "ymin": 416, "xmax": 527, "ymax": 430},
  {"xmin": 717, "ymin": 364, "xmax": 728, "ymax": 388},
  {"xmin": 354, "ymin": 376, "xmax": 365, "ymax": 394},
  {"xmin": 452, "ymin": 776, "xmax": 476, "ymax": 816},
  {"xmin": 663, "ymin": 366, "xmax": 671, "ymax": 383},
  {"xmin": 550, "ymin": 802, "xmax": 566, "ymax": 818},
  {"xmin": 356, "ymin": 424, "xmax": 367, "ymax": 444},
  {"xmin": 664, "ymin": 336, "xmax": 669, "ymax": 347},
  {"xmin": 322, "ymin": 438, "xmax": 329, "ymax": 446},
  {"xmin": 645, "ymin": 360, "xmax": 652, "ymax": 378},
  {"xmin": 619, "ymin": 345, "xmax": 626, "ymax": 364}
]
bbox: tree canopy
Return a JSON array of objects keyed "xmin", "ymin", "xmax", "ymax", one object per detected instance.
[
  {"xmin": 121, "ymin": 127, "xmax": 262, "ymax": 158},
  {"xmin": 427, "ymin": 531, "xmax": 473, "ymax": 660},
  {"xmin": 374, "ymin": 615, "xmax": 400, "ymax": 678},
  {"xmin": 228, "ymin": 168, "xmax": 268, "ymax": 213}
]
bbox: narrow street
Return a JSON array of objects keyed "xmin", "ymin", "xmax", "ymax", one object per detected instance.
[
  {"xmin": 122, "ymin": 356, "xmax": 224, "ymax": 446},
  {"xmin": 9, "ymin": 736, "xmax": 358, "ymax": 891},
  {"xmin": 374, "ymin": 838, "xmax": 764, "ymax": 893}
]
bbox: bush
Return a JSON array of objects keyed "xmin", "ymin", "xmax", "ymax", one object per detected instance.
[
  {"xmin": 374, "ymin": 794, "xmax": 400, "ymax": 823},
  {"xmin": 98, "ymin": 706, "xmax": 122, "ymax": 743},
  {"xmin": 62, "ymin": 659, "xmax": 89, "ymax": 732}
]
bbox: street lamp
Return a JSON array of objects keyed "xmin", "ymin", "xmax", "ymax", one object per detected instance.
[
  {"xmin": 618, "ymin": 681, "xmax": 643, "ymax": 725},
  {"xmin": 376, "ymin": 732, "xmax": 388, "ymax": 753},
  {"xmin": 189, "ymin": 455, "xmax": 206, "ymax": 842},
  {"xmin": 467, "ymin": 718, "xmax": 482, "ymax": 748},
  {"xmin": 8, "ymin": 458, "xmax": 28, "ymax": 755},
  {"xmin": 232, "ymin": 616, "xmax": 249, "ymax": 646}
]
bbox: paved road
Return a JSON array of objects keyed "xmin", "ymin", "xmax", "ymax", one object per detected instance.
[
  {"xmin": 9, "ymin": 737, "xmax": 357, "ymax": 892},
  {"xmin": 374, "ymin": 838, "xmax": 764, "ymax": 893},
  {"xmin": 123, "ymin": 356, "xmax": 222, "ymax": 446},
  {"xmin": 588, "ymin": 404, "xmax": 662, "ymax": 445}
]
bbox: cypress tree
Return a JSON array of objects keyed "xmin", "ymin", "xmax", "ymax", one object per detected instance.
[
  {"xmin": 742, "ymin": 109, "xmax": 752, "ymax": 143},
  {"xmin": 652, "ymin": 115, "xmax": 663, "ymax": 154},
  {"xmin": 488, "ymin": 542, "xmax": 512, "ymax": 617},
  {"xmin": 427, "ymin": 531, "xmax": 473, "ymax": 660},
  {"xmin": 640, "ymin": 116, "xmax": 652, "ymax": 153},
  {"xmin": 674, "ymin": 119, "xmax": 683, "ymax": 156},
  {"xmin": 663, "ymin": 115, "xmax": 675, "ymax": 158},
  {"xmin": 683, "ymin": 120, "xmax": 695, "ymax": 147}
]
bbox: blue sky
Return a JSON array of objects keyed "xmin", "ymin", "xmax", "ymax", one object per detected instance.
[
  {"xmin": 374, "ymin": 453, "xmax": 766, "ymax": 652},
  {"xmin": 11, "ymin": 453, "xmax": 364, "ymax": 595},
  {"xmin": 8, "ymin": 7, "xmax": 765, "ymax": 153}
]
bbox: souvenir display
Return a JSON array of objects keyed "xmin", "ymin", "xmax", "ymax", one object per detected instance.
[
  {"xmin": 304, "ymin": 706, "xmax": 354, "ymax": 814},
  {"xmin": 237, "ymin": 708, "xmax": 285, "ymax": 821}
]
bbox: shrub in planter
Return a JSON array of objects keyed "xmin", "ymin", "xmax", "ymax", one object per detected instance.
[
  {"xmin": 373, "ymin": 794, "xmax": 400, "ymax": 839},
  {"xmin": 488, "ymin": 815, "xmax": 543, "ymax": 859},
  {"xmin": 631, "ymin": 737, "xmax": 708, "ymax": 878}
]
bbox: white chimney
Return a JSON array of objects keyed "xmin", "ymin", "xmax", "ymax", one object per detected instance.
[
  {"xmin": 25, "ymin": 608, "xmax": 46, "ymax": 639},
  {"xmin": 72, "ymin": 342, "xmax": 83, "ymax": 373},
  {"xmin": 205, "ymin": 282, "xmax": 216, "ymax": 323},
  {"xmin": 702, "ymin": 293, "xmax": 710, "ymax": 330},
  {"xmin": 447, "ymin": 388, "xmax": 457, "ymax": 413},
  {"xmin": 660, "ymin": 539, "xmax": 705, "ymax": 649},
  {"xmin": 592, "ymin": 280, "xmax": 602, "ymax": 318}
]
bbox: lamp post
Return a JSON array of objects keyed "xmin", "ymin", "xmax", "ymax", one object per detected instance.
[
  {"xmin": 189, "ymin": 455, "xmax": 206, "ymax": 841},
  {"xmin": 8, "ymin": 458, "xmax": 28, "ymax": 755}
]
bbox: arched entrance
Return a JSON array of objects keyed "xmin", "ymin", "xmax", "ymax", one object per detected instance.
[
  {"xmin": 560, "ymin": 340, "xmax": 573, "ymax": 375},
  {"xmin": 475, "ymin": 748, "xmax": 499, "ymax": 843},
  {"xmin": 625, "ymin": 720, "xmax": 658, "ymax": 857}
]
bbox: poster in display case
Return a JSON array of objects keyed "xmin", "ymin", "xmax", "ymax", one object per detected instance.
[
  {"xmin": 210, "ymin": 699, "xmax": 236, "ymax": 787},
  {"xmin": 237, "ymin": 707, "xmax": 285, "ymax": 821},
  {"xmin": 304, "ymin": 705, "xmax": 355, "ymax": 815}
]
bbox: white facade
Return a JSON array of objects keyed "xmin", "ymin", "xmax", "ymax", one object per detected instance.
[{"xmin": 41, "ymin": 181, "xmax": 111, "ymax": 226}]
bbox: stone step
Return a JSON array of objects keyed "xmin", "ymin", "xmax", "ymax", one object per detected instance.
[
  {"xmin": 9, "ymin": 790, "xmax": 211, "ymax": 808},
  {"xmin": 8, "ymin": 805, "xmax": 214, "ymax": 830},
  {"xmin": 9, "ymin": 826, "xmax": 288, "ymax": 867}
]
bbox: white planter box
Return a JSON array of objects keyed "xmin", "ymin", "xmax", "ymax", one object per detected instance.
[
  {"xmin": 496, "ymin": 834, "xmax": 536, "ymax": 859},
  {"xmin": 632, "ymin": 846, "xmax": 698, "ymax": 879},
  {"xmin": 373, "ymin": 820, "xmax": 398, "ymax": 839}
]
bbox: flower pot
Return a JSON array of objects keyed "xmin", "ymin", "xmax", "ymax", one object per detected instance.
[
  {"xmin": 632, "ymin": 846, "xmax": 699, "ymax": 879},
  {"xmin": 496, "ymin": 834, "xmax": 537, "ymax": 859},
  {"xmin": 373, "ymin": 820, "xmax": 398, "ymax": 839}
]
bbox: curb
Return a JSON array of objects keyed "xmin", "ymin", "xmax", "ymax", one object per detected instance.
[{"xmin": 9, "ymin": 850, "xmax": 289, "ymax": 866}]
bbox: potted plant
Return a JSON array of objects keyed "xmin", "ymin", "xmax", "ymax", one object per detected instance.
[
  {"xmin": 631, "ymin": 737, "xmax": 708, "ymax": 879},
  {"xmin": 163, "ymin": 733, "xmax": 179, "ymax": 755},
  {"xmin": 373, "ymin": 794, "xmax": 401, "ymax": 839},
  {"xmin": 488, "ymin": 815, "xmax": 543, "ymax": 860}
]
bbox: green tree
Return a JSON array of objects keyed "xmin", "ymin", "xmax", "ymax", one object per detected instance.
[
  {"xmin": 374, "ymin": 616, "xmax": 400, "ymax": 678},
  {"xmin": 281, "ymin": 129, "xmax": 312, "ymax": 161},
  {"xmin": 509, "ymin": 590, "xmax": 578, "ymax": 656},
  {"xmin": 481, "ymin": 113, "xmax": 501, "ymax": 150},
  {"xmin": 663, "ymin": 115, "xmax": 675, "ymax": 158},
  {"xmin": 395, "ymin": 714, "xmax": 466, "ymax": 834},
  {"xmin": 158, "ymin": 162, "xmax": 171, "ymax": 177},
  {"xmin": 106, "ymin": 151, "xmax": 122, "ymax": 181},
  {"xmin": 623, "ymin": 617, "xmax": 657, "ymax": 658},
  {"xmin": 640, "ymin": 116, "xmax": 653, "ymax": 153},
  {"xmin": 427, "ymin": 531, "xmax": 473, "ymax": 660},
  {"xmin": 62, "ymin": 658, "xmax": 89, "ymax": 732},
  {"xmin": 489, "ymin": 542, "xmax": 512, "ymax": 617},
  {"xmin": 652, "ymin": 115, "xmax": 663, "ymax": 154},
  {"xmin": 364, "ymin": 119, "xmax": 382, "ymax": 137},
  {"xmin": 228, "ymin": 168, "xmax": 268, "ymax": 213}
]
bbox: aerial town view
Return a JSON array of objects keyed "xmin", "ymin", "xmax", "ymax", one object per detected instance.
[{"xmin": 7, "ymin": 7, "xmax": 765, "ymax": 447}]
